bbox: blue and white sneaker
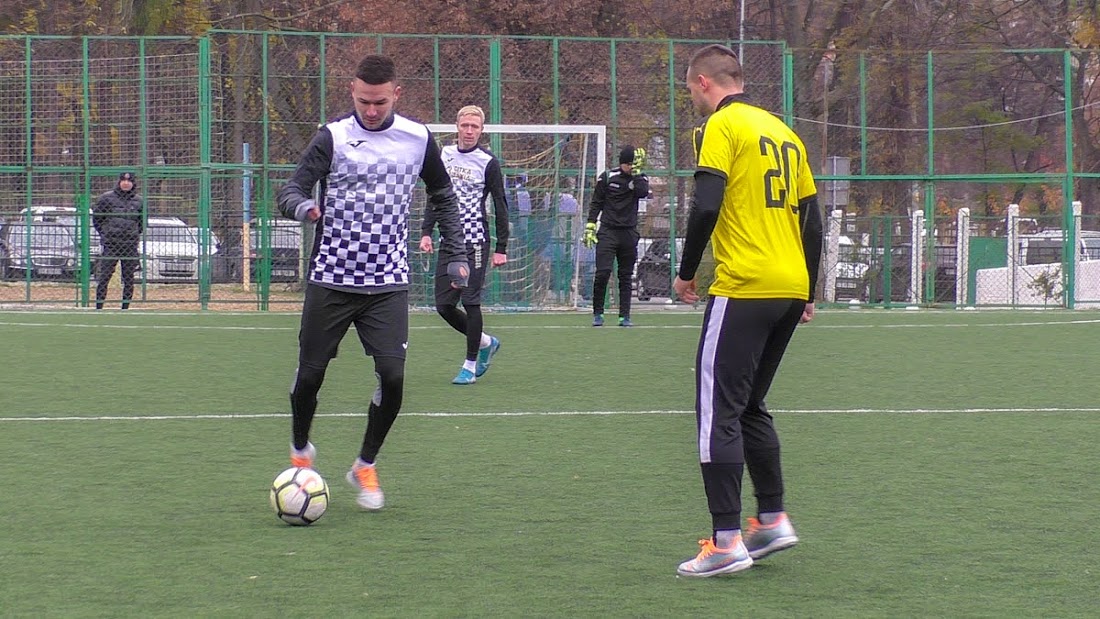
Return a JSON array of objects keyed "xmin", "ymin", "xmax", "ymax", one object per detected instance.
[
  {"xmin": 592, "ymin": 313, "xmax": 605, "ymax": 327},
  {"xmin": 744, "ymin": 513, "xmax": 799, "ymax": 560},
  {"xmin": 475, "ymin": 336, "xmax": 500, "ymax": 377},
  {"xmin": 676, "ymin": 536, "xmax": 753, "ymax": 577},
  {"xmin": 452, "ymin": 368, "xmax": 476, "ymax": 385}
]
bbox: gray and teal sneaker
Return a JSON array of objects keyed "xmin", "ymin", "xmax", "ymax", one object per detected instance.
[
  {"xmin": 593, "ymin": 313, "xmax": 605, "ymax": 327},
  {"xmin": 475, "ymin": 336, "xmax": 500, "ymax": 377},
  {"xmin": 744, "ymin": 513, "xmax": 799, "ymax": 560}
]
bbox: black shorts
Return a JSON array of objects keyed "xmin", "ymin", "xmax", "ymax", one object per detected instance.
[
  {"xmin": 434, "ymin": 241, "xmax": 489, "ymax": 306},
  {"xmin": 297, "ymin": 284, "xmax": 409, "ymax": 369}
]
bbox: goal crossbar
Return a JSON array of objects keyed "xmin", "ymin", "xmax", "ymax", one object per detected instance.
[{"xmin": 426, "ymin": 124, "xmax": 606, "ymax": 175}]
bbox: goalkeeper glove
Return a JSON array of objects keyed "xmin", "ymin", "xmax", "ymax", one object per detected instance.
[
  {"xmin": 632, "ymin": 147, "xmax": 647, "ymax": 174},
  {"xmin": 583, "ymin": 222, "xmax": 598, "ymax": 248}
]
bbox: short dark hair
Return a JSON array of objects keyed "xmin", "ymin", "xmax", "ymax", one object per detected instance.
[
  {"xmin": 688, "ymin": 44, "xmax": 743, "ymax": 86},
  {"xmin": 355, "ymin": 54, "xmax": 397, "ymax": 85}
]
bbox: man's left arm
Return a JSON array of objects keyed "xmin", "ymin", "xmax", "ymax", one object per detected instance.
[
  {"xmin": 485, "ymin": 157, "xmax": 510, "ymax": 256},
  {"xmin": 634, "ymin": 173, "xmax": 650, "ymax": 202},
  {"xmin": 799, "ymin": 195, "xmax": 823, "ymax": 302},
  {"xmin": 136, "ymin": 195, "xmax": 145, "ymax": 234},
  {"xmin": 421, "ymin": 132, "xmax": 468, "ymax": 286},
  {"xmin": 92, "ymin": 194, "xmax": 107, "ymax": 234}
]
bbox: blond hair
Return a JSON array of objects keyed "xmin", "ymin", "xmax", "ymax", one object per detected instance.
[{"xmin": 456, "ymin": 105, "xmax": 486, "ymax": 124}]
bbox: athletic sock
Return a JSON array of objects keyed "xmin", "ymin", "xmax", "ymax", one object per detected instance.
[
  {"xmin": 759, "ymin": 511, "xmax": 783, "ymax": 525},
  {"xmin": 462, "ymin": 359, "xmax": 477, "ymax": 373},
  {"xmin": 479, "ymin": 333, "xmax": 492, "ymax": 348},
  {"xmin": 714, "ymin": 529, "xmax": 740, "ymax": 549}
]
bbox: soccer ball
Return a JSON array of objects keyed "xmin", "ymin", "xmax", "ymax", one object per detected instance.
[{"xmin": 270, "ymin": 467, "xmax": 329, "ymax": 526}]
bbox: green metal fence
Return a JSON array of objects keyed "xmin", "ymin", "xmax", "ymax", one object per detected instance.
[{"xmin": 0, "ymin": 34, "xmax": 1096, "ymax": 309}]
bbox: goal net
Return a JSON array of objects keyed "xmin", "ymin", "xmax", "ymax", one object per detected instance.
[{"xmin": 412, "ymin": 124, "xmax": 607, "ymax": 310}]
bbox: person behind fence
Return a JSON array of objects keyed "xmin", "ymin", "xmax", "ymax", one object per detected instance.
[
  {"xmin": 93, "ymin": 171, "xmax": 143, "ymax": 310},
  {"xmin": 583, "ymin": 145, "xmax": 649, "ymax": 327},
  {"xmin": 419, "ymin": 104, "xmax": 509, "ymax": 385},
  {"xmin": 672, "ymin": 44, "xmax": 823, "ymax": 578},
  {"xmin": 276, "ymin": 54, "xmax": 468, "ymax": 512},
  {"xmin": 545, "ymin": 179, "xmax": 579, "ymax": 296}
]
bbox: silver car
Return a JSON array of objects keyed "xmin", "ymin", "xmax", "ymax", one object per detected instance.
[{"xmin": 0, "ymin": 221, "xmax": 81, "ymax": 280}]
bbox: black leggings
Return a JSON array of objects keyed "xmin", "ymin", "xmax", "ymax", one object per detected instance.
[
  {"xmin": 437, "ymin": 303, "xmax": 483, "ymax": 361},
  {"xmin": 290, "ymin": 355, "xmax": 405, "ymax": 464}
]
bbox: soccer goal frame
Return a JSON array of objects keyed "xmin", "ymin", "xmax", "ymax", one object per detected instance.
[{"xmin": 426, "ymin": 124, "xmax": 607, "ymax": 175}]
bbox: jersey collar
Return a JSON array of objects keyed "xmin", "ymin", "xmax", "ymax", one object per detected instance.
[
  {"xmin": 354, "ymin": 112, "xmax": 396, "ymax": 132},
  {"xmin": 715, "ymin": 93, "xmax": 751, "ymax": 112}
]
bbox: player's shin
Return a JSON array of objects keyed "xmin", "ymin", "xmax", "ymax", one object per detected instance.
[
  {"xmin": 290, "ymin": 365, "xmax": 326, "ymax": 449},
  {"xmin": 359, "ymin": 357, "xmax": 405, "ymax": 462}
]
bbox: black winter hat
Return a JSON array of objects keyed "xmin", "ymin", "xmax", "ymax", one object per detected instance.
[
  {"xmin": 619, "ymin": 146, "xmax": 636, "ymax": 165},
  {"xmin": 119, "ymin": 172, "xmax": 136, "ymax": 182}
]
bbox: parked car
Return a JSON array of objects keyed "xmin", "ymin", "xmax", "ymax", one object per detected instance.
[
  {"xmin": 18, "ymin": 205, "xmax": 101, "ymax": 259},
  {"xmin": 866, "ymin": 243, "xmax": 957, "ymax": 303},
  {"xmin": 833, "ymin": 235, "xmax": 871, "ymax": 301},
  {"xmin": 250, "ymin": 220, "xmax": 303, "ymax": 282},
  {"xmin": 216, "ymin": 220, "xmax": 305, "ymax": 283},
  {"xmin": 0, "ymin": 220, "xmax": 81, "ymax": 280},
  {"xmin": 141, "ymin": 217, "xmax": 214, "ymax": 282},
  {"xmin": 634, "ymin": 237, "xmax": 682, "ymax": 301}
]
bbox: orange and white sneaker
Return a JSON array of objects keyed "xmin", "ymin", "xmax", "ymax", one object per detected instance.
[
  {"xmin": 290, "ymin": 442, "xmax": 316, "ymax": 469},
  {"xmin": 744, "ymin": 513, "xmax": 799, "ymax": 560},
  {"xmin": 345, "ymin": 462, "xmax": 385, "ymax": 511},
  {"xmin": 676, "ymin": 536, "xmax": 753, "ymax": 577}
]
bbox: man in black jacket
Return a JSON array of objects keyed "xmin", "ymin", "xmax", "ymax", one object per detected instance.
[
  {"xmin": 584, "ymin": 145, "xmax": 649, "ymax": 327},
  {"xmin": 93, "ymin": 172, "xmax": 143, "ymax": 310}
]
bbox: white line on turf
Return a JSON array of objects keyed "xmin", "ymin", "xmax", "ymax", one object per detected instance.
[
  {"xmin": 812, "ymin": 319, "xmax": 1100, "ymax": 329},
  {"xmin": 0, "ymin": 321, "xmax": 700, "ymax": 331},
  {"xmin": 2, "ymin": 318, "xmax": 1100, "ymax": 332},
  {"xmin": 3, "ymin": 407, "xmax": 1098, "ymax": 422}
]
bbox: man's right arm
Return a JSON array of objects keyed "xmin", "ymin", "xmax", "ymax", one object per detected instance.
[
  {"xmin": 677, "ymin": 171, "xmax": 725, "ymax": 282},
  {"xmin": 586, "ymin": 172, "xmax": 607, "ymax": 224},
  {"xmin": 419, "ymin": 133, "xmax": 468, "ymax": 286},
  {"xmin": 92, "ymin": 194, "xmax": 108, "ymax": 234},
  {"xmin": 277, "ymin": 128, "xmax": 333, "ymax": 221}
]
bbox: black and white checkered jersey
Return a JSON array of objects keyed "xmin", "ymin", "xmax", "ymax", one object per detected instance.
[
  {"xmin": 423, "ymin": 144, "xmax": 510, "ymax": 255},
  {"xmin": 277, "ymin": 112, "xmax": 466, "ymax": 292}
]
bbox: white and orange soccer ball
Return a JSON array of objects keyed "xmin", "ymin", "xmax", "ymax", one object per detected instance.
[{"xmin": 270, "ymin": 467, "xmax": 329, "ymax": 526}]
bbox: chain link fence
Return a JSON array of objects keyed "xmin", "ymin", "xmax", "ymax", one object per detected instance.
[{"xmin": 3, "ymin": 34, "xmax": 1095, "ymax": 309}]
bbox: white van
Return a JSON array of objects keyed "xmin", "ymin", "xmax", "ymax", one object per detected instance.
[{"xmin": 1019, "ymin": 231, "xmax": 1100, "ymax": 265}]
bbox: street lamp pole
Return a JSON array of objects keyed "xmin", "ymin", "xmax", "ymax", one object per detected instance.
[{"xmin": 738, "ymin": 0, "xmax": 746, "ymax": 64}]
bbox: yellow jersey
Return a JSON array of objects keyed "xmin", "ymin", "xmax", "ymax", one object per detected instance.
[{"xmin": 693, "ymin": 94, "xmax": 817, "ymax": 299}]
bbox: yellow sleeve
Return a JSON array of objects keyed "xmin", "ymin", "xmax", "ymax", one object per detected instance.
[
  {"xmin": 796, "ymin": 138, "xmax": 817, "ymax": 200},
  {"xmin": 695, "ymin": 116, "xmax": 733, "ymax": 180}
]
